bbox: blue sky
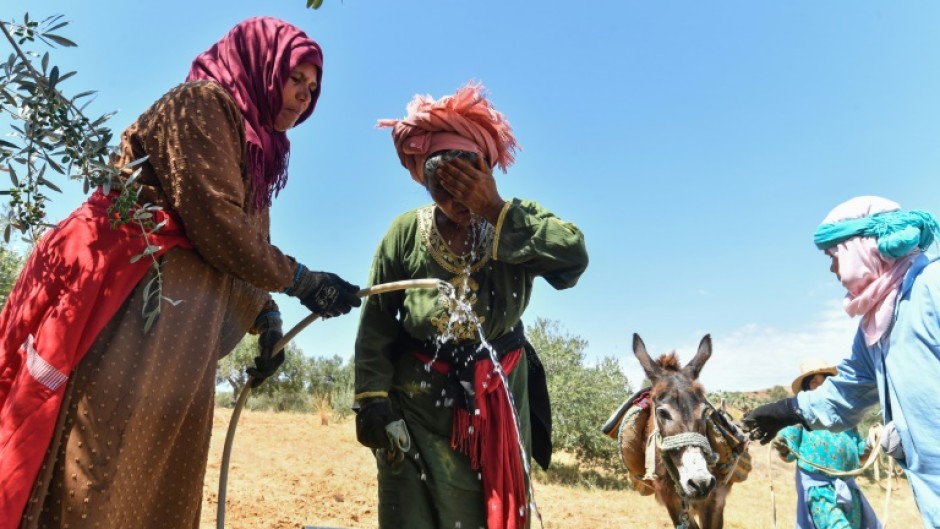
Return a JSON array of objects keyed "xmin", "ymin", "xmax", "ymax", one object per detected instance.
[{"xmin": 9, "ymin": 1, "xmax": 940, "ymax": 391}]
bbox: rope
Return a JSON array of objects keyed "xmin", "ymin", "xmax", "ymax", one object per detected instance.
[
  {"xmin": 640, "ymin": 401, "xmax": 748, "ymax": 529},
  {"xmin": 216, "ymin": 278, "xmax": 444, "ymax": 529},
  {"xmin": 776, "ymin": 424, "xmax": 885, "ymax": 478},
  {"xmin": 660, "ymin": 431, "xmax": 713, "ymax": 455},
  {"xmin": 646, "ymin": 419, "xmax": 720, "ymax": 528},
  {"xmin": 642, "ymin": 429, "xmax": 659, "ymax": 482},
  {"xmin": 883, "ymin": 455, "xmax": 894, "ymax": 529},
  {"xmin": 631, "ymin": 401, "xmax": 751, "ymax": 528},
  {"xmin": 768, "ymin": 445, "xmax": 778, "ymax": 529},
  {"xmin": 720, "ymin": 437, "xmax": 751, "ymax": 486},
  {"xmin": 701, "ymin": 400, "xmax": 750, "ymax": 485},
  {"xmin": 771, "ymin": 423, "xmax": 897, "ymax": 529}
]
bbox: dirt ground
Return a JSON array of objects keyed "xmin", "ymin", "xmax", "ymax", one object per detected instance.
[{"xmin": 203, "ymin": 409, "xmax": 922, "ymax": 529}]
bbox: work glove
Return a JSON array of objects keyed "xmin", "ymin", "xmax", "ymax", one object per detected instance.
[
  {"xmin": 246, "ymin": 310, "xmax": 285, "ymax": 388},
  {"xmin": 872, "ymin": 421, "xmax": 906, "ymax": 462},
  {"xmin": 356, "ymin": 398, "xmax": 411, "ymax": 464},
  {"xmin": 285, "ymin": 263, "xmax": 361, "ymax": 318},
  {"xmin": 742, "ymin": 397, "xmax": 806, "ymax": 444}
]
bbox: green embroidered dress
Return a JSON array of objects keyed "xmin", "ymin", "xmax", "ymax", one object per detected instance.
[{"xmin": 355, "ymin": 199, "xmax": 588, "ymax": 529}]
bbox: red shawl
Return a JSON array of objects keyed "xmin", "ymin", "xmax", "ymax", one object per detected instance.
[
  {"xmin": 0, "ymin": 192, "xmax": 192, "ymax": 527},
  {"xmin": 417, "ymin": 348, "xmax": 528, "ymax": 529}
]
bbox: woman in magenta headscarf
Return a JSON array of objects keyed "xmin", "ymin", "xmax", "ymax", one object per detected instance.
[
  {"xmin": 354, "ymin": 82, "xmax": 589, "ymax": 529},
  {"xmin": 0, "ymin": 17, "xmax": 359, "ymax": 528}
]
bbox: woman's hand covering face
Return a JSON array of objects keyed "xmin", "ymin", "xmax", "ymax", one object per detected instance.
[{"xmin": 437, "ymin": 157, "xmax": 505, "ymax": 224}]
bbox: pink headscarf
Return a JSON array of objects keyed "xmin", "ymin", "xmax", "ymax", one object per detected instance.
[
  {"xmin": 823, "ymin": 196, "xmax": 920, "ymax": 346},
  {"xmin": 377, "ymin": 81, "xmax": 519, "ymax": 184},
  {"xmin": 187, "ymin": 17, "xmax": 323, "ymax": 210}
]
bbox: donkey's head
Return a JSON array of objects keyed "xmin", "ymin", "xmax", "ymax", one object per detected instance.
[{"xmin": 633, "ymin": 333, "xmax": 716, "ymax": 500}]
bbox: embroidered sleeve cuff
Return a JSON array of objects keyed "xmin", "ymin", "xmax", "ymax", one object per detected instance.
[{"xmin": 492, "ymin": 200, "xmax": 513, "ymax": 261}]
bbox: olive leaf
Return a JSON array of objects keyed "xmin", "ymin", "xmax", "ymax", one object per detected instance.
[{"xmin": 2, "ymin": 13, "xmax": 182, "ymax": 332}]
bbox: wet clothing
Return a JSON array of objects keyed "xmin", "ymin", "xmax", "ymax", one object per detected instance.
[
  {"xmin": 355, "ymin": 201, "xmax": 587, "ymax": 529},
  {"xmin": 1, "ymin": 80, "xmax": 297, "ymax": 529},
  {"xmin": 797, "ymin": 254, "xmax": 940, "ymax": 528},
  {"xmin": 778, "ymin": 425, "xmax": 880, "ymax": 529}
]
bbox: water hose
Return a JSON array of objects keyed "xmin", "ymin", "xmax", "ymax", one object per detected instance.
[{"xmin": 216, "ymin": 278, "xmax": 444, "ymax": 529}]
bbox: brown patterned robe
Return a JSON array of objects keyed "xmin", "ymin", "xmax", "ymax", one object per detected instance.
[{"xmin": 19, "ymin": 80, "xmax": 297, "ymax": 529}]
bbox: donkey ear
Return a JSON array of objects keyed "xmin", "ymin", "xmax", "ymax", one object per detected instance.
[
  {"xmin": 685, "ymin": 334, "xmax": 712, "ymax": 379},
  {"xmin": 633, "ymin": 333, "xmax": 660, "ymax": 381}
]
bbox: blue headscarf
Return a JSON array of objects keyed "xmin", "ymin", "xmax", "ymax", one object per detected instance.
[{"xmin": 814, "ymin": 209, "xmax": 940, "ymax": 259}]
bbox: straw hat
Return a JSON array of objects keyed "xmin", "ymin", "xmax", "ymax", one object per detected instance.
[{"xmin": 791, "ymin": 358, "xmax": 838, "ymax": 394}]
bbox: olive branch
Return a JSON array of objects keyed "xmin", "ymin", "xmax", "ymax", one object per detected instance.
[{"xmin": 0, "ymin": 13, "xmax": 179, "ymax": 331}]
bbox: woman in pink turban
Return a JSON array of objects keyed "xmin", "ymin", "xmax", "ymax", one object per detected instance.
[
  {"xmin": 355, "ymin": 81, "xmax": 589, "ymax": 529},
  {"xmin": 0, "ymin": 17, "xmax": 360, "ymax": 528}
]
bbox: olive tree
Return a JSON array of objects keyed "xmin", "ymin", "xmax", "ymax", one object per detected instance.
[{"xmin": 527, "ymin": 318, "xmax": 632, "ymax": 474}]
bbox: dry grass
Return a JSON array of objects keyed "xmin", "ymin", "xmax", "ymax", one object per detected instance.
[
  {"xmin": 202, "ymin": 409, "xmax": 922, "ymax": 529},
  {"xmin": 313, "ymin": 393, "xmax": 332, "ymax": 426}
]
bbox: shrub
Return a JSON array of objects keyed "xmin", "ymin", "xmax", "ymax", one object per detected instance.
[{"xmin": 528, "ymin": 318, "xmax": 632, "ymax": 475}]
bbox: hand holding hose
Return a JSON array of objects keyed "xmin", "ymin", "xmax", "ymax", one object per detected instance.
[
  {"xmin": 285, "ymin": 264, "xmax": 361, "ymax": 318},
  {"xmin": 246, "ymin": 309, "xmax": 285, "ymax": 388},
  {"xmin": 219, "ymin": 278, "xmax": 443, "ymax": 529}
]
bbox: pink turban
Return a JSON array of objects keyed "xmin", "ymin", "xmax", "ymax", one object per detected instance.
[{"xmin": 377, "ymin": 81, "xmax": 519, "ymax": 185}]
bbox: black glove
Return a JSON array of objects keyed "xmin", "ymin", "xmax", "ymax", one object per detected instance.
[
  {"xmin": 742, "ymin": 397, "xmax": 806, "ymax": 444},
  {"xmin": 246, "ymin": 310, "xmax": 285, "ymax": 388},
  {"xmin": 285, "ymin": 263, "xmax": 361, "ymax": 318},
  {"xmin": 355, "ymin": 398, "xmax": 395, "ymax": 450}
]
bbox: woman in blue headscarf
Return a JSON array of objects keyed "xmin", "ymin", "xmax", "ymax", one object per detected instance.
[{"xmin": 743, "ymin": 196, "xmax": 940, "ymax": 528}]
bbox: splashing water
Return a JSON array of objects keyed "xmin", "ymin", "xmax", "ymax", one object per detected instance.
[{"xmin": 427, "ymin": 216, "xmax": 544, "ymax": 528}]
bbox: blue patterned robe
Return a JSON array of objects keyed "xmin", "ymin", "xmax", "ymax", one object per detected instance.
[{"xmin": 778, "ymin": 425, "xmax": 880, "ymax": 529}]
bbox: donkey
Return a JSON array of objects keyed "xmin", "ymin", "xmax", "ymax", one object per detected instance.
[{"xmin": 633, "ymin": 333, "xmax": 735, "ymax": 529}]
